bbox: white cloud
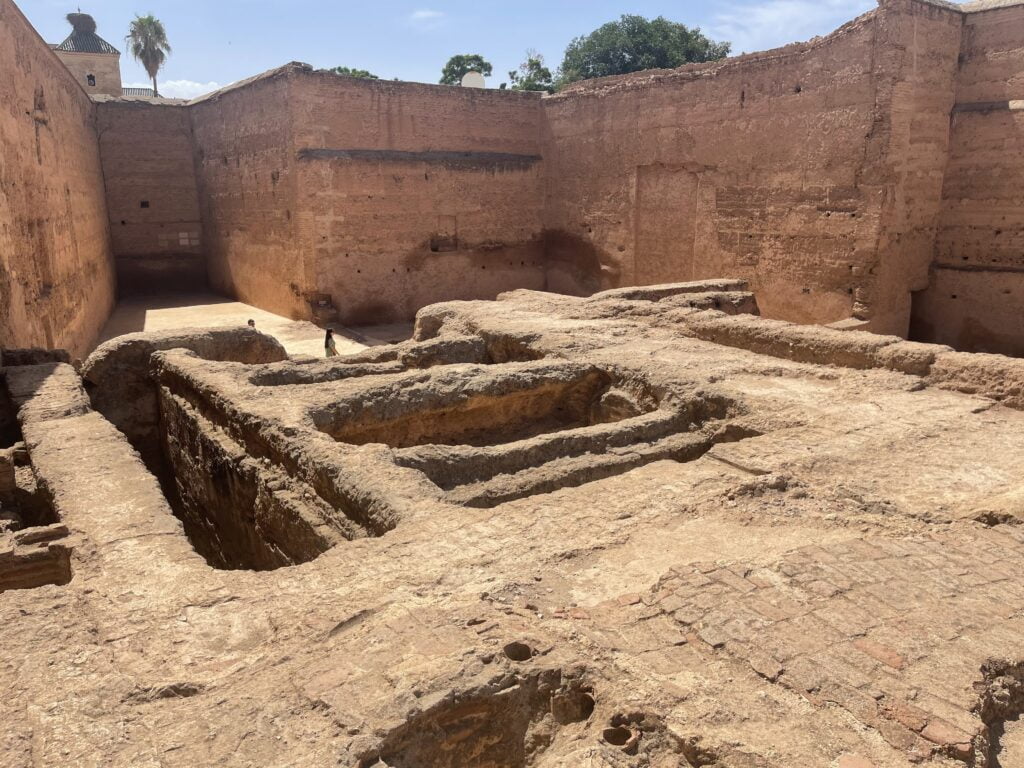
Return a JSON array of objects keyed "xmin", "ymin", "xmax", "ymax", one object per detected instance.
[
  {"xmin": 125, "ymin": 79, "xmax": 223, "ymax": 99},
  {"xmin": 407, "ymin": 9, "xmax": 445, "ymax": 30},
  {"xmin": 708, "ymin": 0, "xmax": 874, "ymax": 56}
]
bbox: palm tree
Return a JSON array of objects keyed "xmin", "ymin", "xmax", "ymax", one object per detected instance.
[{"xmin": 125, "ymin": 15, "xmax": 171, "ymax": 97}]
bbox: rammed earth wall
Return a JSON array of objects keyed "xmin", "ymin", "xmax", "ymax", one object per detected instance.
[{"xmin": 3, "ymin": 0, "xmax": 1024, "ymax": 354}]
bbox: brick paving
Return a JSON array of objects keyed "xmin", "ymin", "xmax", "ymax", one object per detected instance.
[{"xmin": 603, "ymin": 525, "xmax": 1024, "ymax": 764}]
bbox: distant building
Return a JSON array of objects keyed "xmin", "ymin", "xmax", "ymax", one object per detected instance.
[{"xmin": 51, "ymin": 12, "xmax": 125, "ymax": 96}]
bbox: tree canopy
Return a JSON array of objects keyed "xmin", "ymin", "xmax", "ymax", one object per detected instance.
[
  {"xmin": 125, "ymin": 15, "xmax": 171, "ymax": 96},
  {"xmin": 330, "ymin": 66, "xmax": 379, "ymax": 79},
  {"xmin": 439, "ymin": 54, "xmax": 493, "ymax": 85},
  {"xmin": 559, "ymin": 15, "xmax": 729, "ymax": 86},
  {"xmin": 508, "ymin": 51, "xmax": 554, "ymax": 93}
]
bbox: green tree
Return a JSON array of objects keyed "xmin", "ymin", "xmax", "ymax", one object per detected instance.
[
  {"xmin": 508, "ymin": 50, "xmax": 554, "ymax": 93},
  {"xmin": 330, "ymin": 66, "xmax": 379, "ymax": 79},
  {"xmin": 439, "ymin": 54, "xmax": 493, "ymax": 85},
  {"xmin": 559, "ymin": 15, "xmax": 729, "ymax": 86},
  {"xmin": 125, "ymin": 15, "xmax": 171, "ymax": 97}
]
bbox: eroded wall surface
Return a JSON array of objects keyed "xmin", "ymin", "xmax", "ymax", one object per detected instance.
[
  {"xmin": 541, "ymin": 0, "xmax": 962, "ymax": 336},
  {"xmin": 0, "ymin": 0, "xmax": 115, "ymax": 358},
  {"xmin": 189, "ymin": 70, "xmax": 306, "ymax": 318},
  {"xmin": 912, "ymin": 2, "xmax": 1024, "ymax": 356},
  {"xmin": 867, "ymin": 0, "xmax": 962, "ymax": 336},
  {"xmin": 96, "ymin": 101, "xmax": 205, "ymax": 293},
  {"xmin": 5, "ymin": 0, "xmax": 1022, "ymax": 354},
  {"xmin": 184, "ymin": 68, "xmax": 547, "ymax": 325},
  {"xmin": 292, "ymin": 73, "xmax": 546, "ymax": 325}
]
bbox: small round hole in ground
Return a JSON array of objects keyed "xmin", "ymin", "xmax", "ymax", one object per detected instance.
[
  {"xmin": 552, "ymin": 689, "xmax": 596, "ymax": 724},
  {"xmin": 503, "ymin": 641, "xmax": 533, "ymax": 661},
  {"xmin": 603, "ymin": 726, "xmax": 632, "ymax": 746}
]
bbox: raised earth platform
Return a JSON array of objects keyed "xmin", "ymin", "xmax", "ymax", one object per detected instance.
[{"xmin": 1, "ymin": 280, "xmax": 1024, "ymax": 767}]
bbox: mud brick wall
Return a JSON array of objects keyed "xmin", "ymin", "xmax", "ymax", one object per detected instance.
[
  {"xmin": 189, "ymin": 69, "xmax": 307, "ymax": 318},
  {"xmin": 6, "ymin": 0, "xmax": 1024, "ymax": 355},
  {"xmin": 0, "ymin": 0, "xmax": 115, "ymax": 358},
  {"xmin": 867, "ymin": 0, "xmax": 962, "ymax": 336},
  {"xmin": 292, "ymin": 72, "xmax": 547, "ymax": 325},
  {"xmin": 911, "ymin": 2, "xmax": 1024, "ymax": 356},
  {"xmin": 540, "ymin": 0, "xmax": 962, "ymax": 336},
  {"xmin": 96, "ymin": 101, "xmax": 206, "ymax": 294}
]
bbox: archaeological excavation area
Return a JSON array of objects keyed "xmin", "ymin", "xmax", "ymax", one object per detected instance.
[
  {"xmin": 4, "ymin": 0, "xmax": 1024, "ymax": 766},
  {"xmin": 4, "ymin": 283, "xmax": 1024, "ymax": 767}
]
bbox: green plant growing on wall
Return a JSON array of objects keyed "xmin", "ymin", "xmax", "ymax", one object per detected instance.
[
  {"xmin": 558, "ymin": 15, "xmax": 729, "ymax": 87},
  {"xmin": 439, "ymin": 54, "xmax": 493, "ymax": 85},
  {"xmin": 125, "ymin": 15, "xmax": 172, "ymax": 97},
  {"xmin": 330, "ymin": 66, "xmax": 379, "ymax": 79}
]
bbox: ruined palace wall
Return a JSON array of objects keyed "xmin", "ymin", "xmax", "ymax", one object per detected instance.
[
  {"xmin": 540, "ymin": 15, "xmax": 883, "ymax": 324},
  {"xmin": 863, "ymin": 0, "xmax": 963, "ymax": 336},
  {"xmin": 540, "ymin": 0, "xmax": 961, "ymax": 335},
  {"xmin": 0, "ymin": 0, "xmax": 115, "ymax": 357},
  {"xmin": 96, "ymin": 101, "xmax": 206, "ymax": 294},
  {"xmin": 188, "ymin": 69, "xmax": 307, "ymax": 318},
  {"xmin": 911, "ymin": 2, "xmax": 1024, "ymax": 356},
  {"xmin": 290, "ymin": 72, "xmax": 546, "ymax": 325}
]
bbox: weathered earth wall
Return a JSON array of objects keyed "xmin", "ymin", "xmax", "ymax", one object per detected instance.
[
  {"xmin": 183, "ymin": 67, "xmax": 547, "ymax": 325},
  {"xmin": 911, "ymin": 1, "xmax": 1024, "ymax": 356},
  {"xmin": 5, "ymin": 0, "xmax": 1023, "ymax": 355},
  {"xmin": 96, "ymin": 100, "xmax": 206, "ymax": 294},
  {"xmin": 189, "ymin": 69, "xmax": 306, "ymax": 318},
  {"xmin": 292, "ymin": 71, "xmax": 547, "ymax": 325},
  {"xmin": 0, "ymin": 0, "xmax": 115, "ymax": 358},
  {"xmin": 540, "ymin": 0, "xmax": 961, "ymax": 336},
  {"xmin": 867, "ymin": 0, "xmax": 963, "ymax": 336}
]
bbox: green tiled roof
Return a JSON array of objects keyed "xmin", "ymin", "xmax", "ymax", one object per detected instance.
[{"xmin": 55, "ymin": 30, "xmax": 119, "ymax": 55}]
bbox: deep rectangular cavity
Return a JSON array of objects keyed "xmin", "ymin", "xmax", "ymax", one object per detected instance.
[{"xmin": 157, "ymin": 387, "xmax": 374, "ymax": 571}]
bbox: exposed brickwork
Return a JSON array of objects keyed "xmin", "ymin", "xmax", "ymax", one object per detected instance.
[{"xmin": 598, "ymin": 527, "xmax": 1024, "ymax": 763}]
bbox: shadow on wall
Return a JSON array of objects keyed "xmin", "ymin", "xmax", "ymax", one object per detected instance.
[
  {"xmin": 909, "ymin": 274, "xmax": 1024, "ymax": 359},
  {"xmin": 543, "ymin": 230, "xmax": 617, "ymax": 297},
  {"xmin": 115, "ymin": 254, "xmax": 210, "ymax": 298}
]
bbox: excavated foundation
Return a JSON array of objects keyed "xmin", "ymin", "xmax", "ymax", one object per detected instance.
[
  {"xmin": 10, "ymin": 280, "xmax": 1024, "ymax": 766},
  {"xmin": 125, "ymin": 334, "xmax": 764, "ymax": 568},
  {"xmin": 159, "ymin": 389, "xmax": 368, "ymax": 570},
  {"xmin": 0, "ymin": 360, "xmax": 75, "ymax": 591},
  {"xmin": 356, "ymin": 668, "xmax": 596, "ymax": 768},
  {"xmin": 975, "ymin": 660, "xmax": 1024, "ymax": 768}
]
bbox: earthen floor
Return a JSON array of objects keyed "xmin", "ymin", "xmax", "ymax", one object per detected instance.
[
  {"xmin": 3, "ymin": 283, "xmax": 1024, "ymax": 767},
  {"xmin": 96, "ymin": 292, "xmax": 413, "ymax": 357}
]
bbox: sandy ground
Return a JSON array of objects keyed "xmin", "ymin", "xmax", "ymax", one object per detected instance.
[{"xmin": 95, "ymin": 293, "xmax": 413, "ymax": 357}]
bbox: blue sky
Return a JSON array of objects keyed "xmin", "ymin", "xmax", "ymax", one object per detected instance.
[{"xmin": 20, "ymin": 0, "xmax": 881, "ymax": 98}]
